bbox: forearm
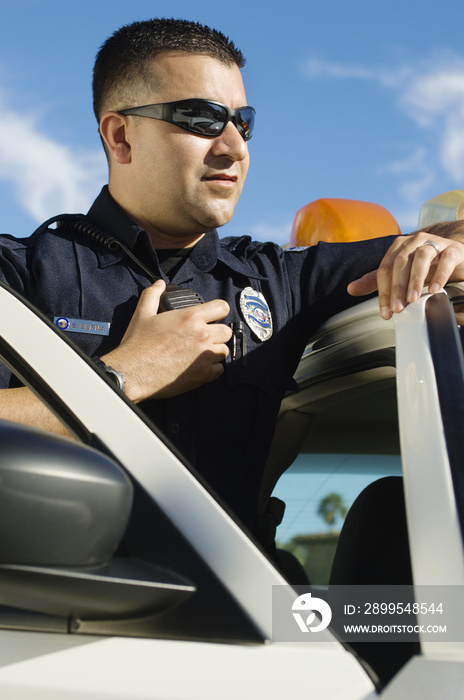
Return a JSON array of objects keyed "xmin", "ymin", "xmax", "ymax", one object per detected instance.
[
  {"xmin": 415, "ymin": 220, "xmax": 464, "ymax": 243},
  {"xmin": 0, "ymin": 387, "xmax": 72, "ymax": 437}
]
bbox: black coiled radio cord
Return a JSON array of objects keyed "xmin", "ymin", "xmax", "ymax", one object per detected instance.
[
  {"xmin": 55, "ymin": 215, "xmax": 159, "ymax": 284},
  {"xmin": 51, "ymin": 215, "xmax": 204, "ymax": 310}
]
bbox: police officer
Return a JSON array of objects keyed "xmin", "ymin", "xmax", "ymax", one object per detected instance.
[{"xmin": 0, "ymin": 18, "xmax": 464, "ymax": 535}]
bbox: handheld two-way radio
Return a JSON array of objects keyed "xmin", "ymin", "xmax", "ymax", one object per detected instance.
[{"xmin": 158, "ymin": 285, "xmax": 204, "ymax": 311}]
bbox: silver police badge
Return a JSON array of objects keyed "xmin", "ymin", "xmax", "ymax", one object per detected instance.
[{"xmin": 239, "ymin": 287, "xmax": 273, "ymax": 342}]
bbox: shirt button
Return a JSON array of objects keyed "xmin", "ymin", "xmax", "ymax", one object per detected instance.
[{"xmin": 170, "ymin": 422, "xmax": 181, "ymax": 435}]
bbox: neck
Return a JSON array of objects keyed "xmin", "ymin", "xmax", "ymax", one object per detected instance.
[
  {"xmin": 108, "ymin": 184, "xmax": 205, "ymax": 250},
  {"xmin": 141, "ymin": 224, "xmax": 205, "ymax": 250}
]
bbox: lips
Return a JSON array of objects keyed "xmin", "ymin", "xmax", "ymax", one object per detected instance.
[{"xmin": 202, "ymin": 173, "xmax": 237, "ymax": 183}]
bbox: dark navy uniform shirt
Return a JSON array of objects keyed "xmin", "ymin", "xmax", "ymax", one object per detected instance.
[{"xmin": 0, "ymin": 187, "xmax": 396, "ymax": 532}]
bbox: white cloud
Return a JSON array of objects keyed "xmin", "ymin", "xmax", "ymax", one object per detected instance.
[
  {"xmin": 0, "ymin": 99, "xmax": 106, "ymax": 222},
  {"xmin": 250, "ymin": 220, "xmax": 293, "ymax": 245},
  {"xmin": 302, "ymin": 58, "xmax": 411, "ymax": 89},
  {"xmin": 303, "ymin": 59, "xmax": 376, "ymax": 82},
  {"xmin": 399, "ymin": 65, "xmax": 464, "ymax": 180},
  {"xmin": 379, "ymin": 147, "xmax": 435, "ymax": 210},
  {"xmin": 302, "ymin": 53, "xmax": 464, "ymax": 226}
]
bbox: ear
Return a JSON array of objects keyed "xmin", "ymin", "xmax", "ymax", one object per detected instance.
[{"xmin": 99, "ymin": 112, "xmax": 132, "ymax": 164}]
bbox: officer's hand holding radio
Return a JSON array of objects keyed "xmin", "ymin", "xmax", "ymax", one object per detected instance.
[{"xmin": 101, "ymin": 280, "xmax": 232, "ymax": 403}]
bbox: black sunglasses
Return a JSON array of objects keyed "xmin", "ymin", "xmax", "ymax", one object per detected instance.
[{"xmin": 119, "ymin": 98, "xmax": 255, "ymax": 141}]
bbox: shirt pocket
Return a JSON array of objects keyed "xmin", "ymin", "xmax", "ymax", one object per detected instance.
[{"xmin": 225, "ymin": 332, "xmax": 297, "ymax": 396}]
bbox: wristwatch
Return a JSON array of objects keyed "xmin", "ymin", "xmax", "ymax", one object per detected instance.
[{"xmin": 91, "ymin": 356, "xmax": 126, "ymax": 393}]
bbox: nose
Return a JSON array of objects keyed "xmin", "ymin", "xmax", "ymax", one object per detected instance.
[{"xmin": 210, "ymin": 120, "xmax": 249, "ymax": 162}]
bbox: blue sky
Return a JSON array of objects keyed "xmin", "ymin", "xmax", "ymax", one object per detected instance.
[{"xmin": 2, "ymin": 0, "xmax": 464, "ymax": 244}]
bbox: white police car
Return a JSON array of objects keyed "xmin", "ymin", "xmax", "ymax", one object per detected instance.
[{"xmin": 0, "ymin": 197, "xmax": 463, "ymax": 698}]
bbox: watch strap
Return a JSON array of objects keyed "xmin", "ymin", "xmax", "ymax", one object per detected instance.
[{"xmin": 91, "ymin": 356, "xmax": 126, "ymax": 393}]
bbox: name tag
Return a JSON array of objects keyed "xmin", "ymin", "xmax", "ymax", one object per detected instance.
[{"xmin": 54, "ymin": 317, "xmax": 110, "ymax": 336}]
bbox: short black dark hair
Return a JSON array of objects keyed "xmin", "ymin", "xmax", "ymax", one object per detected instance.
[{"xmin": 93, "ymin": 18, "xmax": 245, "ymax": 121}]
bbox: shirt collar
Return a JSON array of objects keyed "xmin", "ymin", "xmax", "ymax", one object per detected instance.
[
  {"xmin": 173, "ymin": 232, "xmax": 267, "ymax": 283},
  {"xmin": 87, "ymin": 186, "xmax": 143, "ymax": 250}
]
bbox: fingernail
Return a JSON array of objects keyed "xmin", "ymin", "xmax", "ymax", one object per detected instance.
[
  {"xmin": 407, "ymin": 290, "xmax": 419, "ymax": 303},
  {"xmin": 380, "ymin": 306, "xmax": 391, "ymax": 320},
  {"xmin": 428, "ymin": 283, "xmax": 441, "ymax": 294},
  {"xmin": 392, "ymin": 300, "xmax": 404, "ymax": 313}
]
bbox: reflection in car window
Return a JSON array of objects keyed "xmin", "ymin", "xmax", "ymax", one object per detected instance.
[{"xmin": 272, "ymin": 453, "xmax": 402, "ymax": 585}]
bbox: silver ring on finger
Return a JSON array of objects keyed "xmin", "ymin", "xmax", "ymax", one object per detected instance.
[{"xmin": 420, "ymin": 240, "xmax": 441, "ymax": 261}]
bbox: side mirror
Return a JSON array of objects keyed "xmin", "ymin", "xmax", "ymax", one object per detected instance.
[
  {"xmin": 0, "ymin": 421, "xmax": 195, "ymax": 623},
  {"xmin": 0, "ymin": 421, "xmax": 133, "ymax": 567}
]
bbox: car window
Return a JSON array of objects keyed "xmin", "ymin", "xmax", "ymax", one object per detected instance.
[
  {"xmin": 0, "ymin": 282, "xmax": 274, "ymax": 644},
  {"xmin": 271, "ymin": 372, "xmax": 402, "ymax": 586},
  {"xmin": 273, "ymin": 452, "xmax": 402, "ymax": 585}
]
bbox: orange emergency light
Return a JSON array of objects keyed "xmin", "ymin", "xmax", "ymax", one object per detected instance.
[{"xmin": 289, "ymin": 198, "xmax": 401, "ymax": 247}]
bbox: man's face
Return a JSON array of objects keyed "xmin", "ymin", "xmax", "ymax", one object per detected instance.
[{"xmin": 114, "ymin": 53, "xmax": 250, "ymax": 246}]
